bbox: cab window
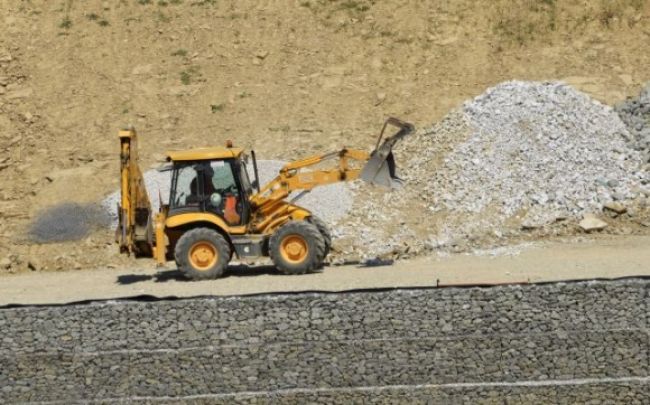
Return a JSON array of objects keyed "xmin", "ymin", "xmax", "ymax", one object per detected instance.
[
  {"xmin": 170, "ymin": 163, "xmax": 201, "ymax": 209},
  {"xmin": 169, "ymin": 160, "xmax": 245, "ymax": 226}
]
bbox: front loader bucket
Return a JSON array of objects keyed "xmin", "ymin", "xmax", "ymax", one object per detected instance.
[
  {"xmin": 360, "ymin": 117, "xmax": 414, "ymax": 188},
  {"xmin": 360, "ymin": 149, "xmax": 402, "ymax": 188}
]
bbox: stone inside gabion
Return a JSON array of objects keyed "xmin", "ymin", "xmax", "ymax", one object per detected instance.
[{"xmin": 0, "ymin": 280, "xmax": 646, "ymax": 402}]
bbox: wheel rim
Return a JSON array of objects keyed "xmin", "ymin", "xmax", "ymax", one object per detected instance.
[
  {"xmin": 280, "ymin": 234, "xmax": 309, "ymax": 264},
  {"xmin": 188, "ymin": 241, "xmax": 218, "ymax": 271}
]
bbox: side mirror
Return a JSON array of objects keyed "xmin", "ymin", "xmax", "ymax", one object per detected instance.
[{"xmin": 251, "ymin": 179, "xmax": 259, "ymax": 190}]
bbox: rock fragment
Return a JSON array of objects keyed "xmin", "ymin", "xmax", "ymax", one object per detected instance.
[
  {"xmin": 0, "ymin": 256, "xmax": 11, "ymax": 269},
  {"xmin": 27, "ymin": 258, "xmax": 42, "ymax": 271},
  {"xmin": 374, "ymin": 92, "xmax": 386, "ymax": 106},
  {"xmin": 131, "ymin": 64, "xmax": 153, "ymax": 75},
  {"xmin": 6, "ymin": 87, "xmax": 32, "ymax": 99},
  {"xmin": 255, "ymin": 50, "xmax": 269, "ymax": 60},
  {"xmin": 579, "ymin": 214, "xmax": 608, "ymax": 232},
  {"xmin": 603, "ymin": 201, "xmax": 627, "ymax": 215},
  {"xmin": 0, "ymin": 48, "xmax": 12, "ymax": 63}
]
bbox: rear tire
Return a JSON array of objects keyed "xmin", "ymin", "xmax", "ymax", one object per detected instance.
[
  {"xmin": 308, "ymin": 215, "xmax": 332, "ymax": 258},
  {"xmin": 175, "ymin": 228, "xmax": 231, "ymax": 280},
  {"xmin": 269, "ymin": 221, "xmax": 326, "ymax": 274}
]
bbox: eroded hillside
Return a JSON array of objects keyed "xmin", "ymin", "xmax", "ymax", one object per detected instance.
[{"xmin": 1, "ymin": 0, "xmax": 649, "ymax": 272}]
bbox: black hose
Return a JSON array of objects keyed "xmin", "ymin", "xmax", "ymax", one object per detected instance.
[{"xmin": 251, "ymin": 150, "xmax": 261, "ymax": 193}]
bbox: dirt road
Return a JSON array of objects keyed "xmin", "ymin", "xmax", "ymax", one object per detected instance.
[{"xmin": 1, "ymin": 235, "xmax": 648, "ymax": 306}]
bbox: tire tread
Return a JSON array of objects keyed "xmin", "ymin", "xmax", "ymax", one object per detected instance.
[
  {"xmin": 269, "ymin": 221, "xmax": 326, "ymax": 274},
  {"xmin": 174, "ymin": 228, "xmax": 231, "ymax": 280},
  {"xmin": 308, "ymin": 215, "xmax": 332, "ymax": 258}
]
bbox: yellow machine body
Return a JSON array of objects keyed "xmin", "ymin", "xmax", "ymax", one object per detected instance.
[{"xmin": 115, "ymin": 118, "xmax": 414, "ymax": 268}]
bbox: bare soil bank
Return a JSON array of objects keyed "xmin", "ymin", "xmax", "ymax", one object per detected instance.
[{"xmin": 1, "ymin": 0, "xmax": 650, "ymax": 273}]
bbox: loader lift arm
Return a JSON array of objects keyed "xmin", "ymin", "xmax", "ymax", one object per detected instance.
[
  {"xmin": 248, "ymin": 117, "xmax": 414, "ymax": 231},
  {"xmin": 249, "ymin": 147, "xmax": 370, "ymax": 207}
]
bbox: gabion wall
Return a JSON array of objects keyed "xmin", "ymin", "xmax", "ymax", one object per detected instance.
[{"xmin": 1, "ymin": 280, "xmax": 648, "ymax": 403}]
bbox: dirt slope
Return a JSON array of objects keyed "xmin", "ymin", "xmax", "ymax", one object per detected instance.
[{"xmin": 1, "ymin": 0, "xmax": 650, "ymax": 272}]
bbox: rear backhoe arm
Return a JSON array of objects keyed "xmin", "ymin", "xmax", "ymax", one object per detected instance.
[{"xmin": 116, "ymin": 127, "xmax": 155, "ymax": 257}]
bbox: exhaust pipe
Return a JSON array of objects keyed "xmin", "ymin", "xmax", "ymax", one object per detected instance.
[{"xmin": 360, "ymin": 117, "xmax": 414, "ymax": 188}]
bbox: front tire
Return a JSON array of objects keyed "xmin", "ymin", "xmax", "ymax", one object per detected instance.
[
  {"xmin": 175, "ymin": 228, "xmax": 231, "ymax": 280},
  {"xmin": 269, "ymin": 221, "xmax": 326, "ymax": 274},
  {"xmin": 308, "ymin": 215, "xmax": 332, "ymax": 258}
]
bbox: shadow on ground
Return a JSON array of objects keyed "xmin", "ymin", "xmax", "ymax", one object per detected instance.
[
  {"xmin": 116, "ymin": 264, "xmax": 285, "ymax": 285},
  {"xmin": 115, "ymin": 259, "xmax": 394, "ymax": 285}
]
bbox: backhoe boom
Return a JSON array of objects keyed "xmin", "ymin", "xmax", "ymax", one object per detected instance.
[{"xmin": 250, "ymin": 117, "xmax": 414, "ymax": 212}]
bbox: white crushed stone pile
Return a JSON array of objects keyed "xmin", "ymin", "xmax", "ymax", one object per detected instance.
[
  {"xmin": 102, "ymin": 160, "xmax": 352, "ymax": 225},
  {"xmin": 440, "ymin": 81, "xmax": 644, "ymax": 222},
  {"xmin": 332, "ymin": 81, "xmax": 648, "ymax": 260}
]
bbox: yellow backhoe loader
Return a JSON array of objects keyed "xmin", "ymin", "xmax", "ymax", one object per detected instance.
[{"xmin": 116, "ymin": 118, "xmax": 414, "ymax": 280}]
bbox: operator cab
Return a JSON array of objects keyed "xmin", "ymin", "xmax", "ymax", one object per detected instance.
[{"xmin": 166, "ymin": 145, "xmax": 256, "ymax": 226}]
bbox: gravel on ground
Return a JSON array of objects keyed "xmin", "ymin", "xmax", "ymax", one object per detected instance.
[{"xmin": 332, "ymin": 81, "xmax": 650, "ymax": 261}]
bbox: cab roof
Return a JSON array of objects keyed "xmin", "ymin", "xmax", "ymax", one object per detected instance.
[{"xmin": 166, "ymin": 147, "xmax": 244, "ymax": 162}]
